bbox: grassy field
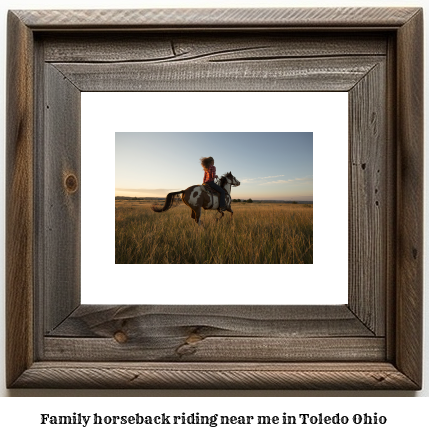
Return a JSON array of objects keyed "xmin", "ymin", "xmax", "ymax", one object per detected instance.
[{"xmin": 115, "ymin": 199, "xmax": 313, "ymax": 264}]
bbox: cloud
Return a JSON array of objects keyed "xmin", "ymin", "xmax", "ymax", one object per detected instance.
[
  {"xmin": 259, "ymin": 176, "xmax": 313, "ymax": 185},
  {"xmin": 241, "ymin": 175, "xmax": 284, "ymax": 183},
  {"xmin": 261, "ymin": 175, "xmax": 285, "ymax": 179}
]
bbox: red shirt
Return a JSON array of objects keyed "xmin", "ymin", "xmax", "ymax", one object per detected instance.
[{"xmin": 203, "ymin": 165, "xmax": 217, "ymax": 183}]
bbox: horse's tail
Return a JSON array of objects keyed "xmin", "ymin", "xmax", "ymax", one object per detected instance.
[{"xmin": 151, "ymin": 191, "xmax": 185, "ymax": 212}]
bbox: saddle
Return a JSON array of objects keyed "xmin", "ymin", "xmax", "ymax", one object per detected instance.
[
  {"xmin": 201, "ymin": 183, "xmax": 228, "ymax": 210},
  {"xmin": 202, "ymin": 183, "xmax": 223, "ymax": 195}
]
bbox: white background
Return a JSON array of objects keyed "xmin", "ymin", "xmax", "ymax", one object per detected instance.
[
  {"xmin": 81, "ymin": 92, "xmax": 348, "ymax": 305},
  {"xmin": 0, "ymin": 0, "xmax": 427, "ymax": 420}
]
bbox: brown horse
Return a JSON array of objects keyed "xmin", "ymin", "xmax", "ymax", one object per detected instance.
[{"xmin": 151, "ymin": 172, "xmax": 240, "ymax": 225}]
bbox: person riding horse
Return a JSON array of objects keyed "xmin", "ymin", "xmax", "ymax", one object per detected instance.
[
  {"xmin": 151, "ymin": 160, "xmax": 240, "ymax": 226},
  {"xmin": 200, "ymin": 156, "xmax": 226, "ymax": 212}
]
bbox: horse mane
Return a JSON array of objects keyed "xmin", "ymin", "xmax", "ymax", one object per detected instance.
[{"xmin": 219, "ymin": 172, "xmax": 232, "ymax": 188}]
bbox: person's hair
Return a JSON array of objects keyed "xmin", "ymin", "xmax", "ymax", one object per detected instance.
[{"xmin": 200, "ymin": 156, "xmax": 214, "ymax": 170}]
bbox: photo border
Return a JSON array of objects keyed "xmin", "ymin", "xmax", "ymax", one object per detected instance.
[
  {"xmin": 6, "ymin": 7, "xmax": 423, "ymax": 389},
  {"xmin": 83, "ymin": 95, "xmax": 346, "ymax": 306}
]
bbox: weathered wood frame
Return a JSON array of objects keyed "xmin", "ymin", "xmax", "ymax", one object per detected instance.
[{"xmin": 6, "ymin": 8, "xmax": 423, "ymax": 390}]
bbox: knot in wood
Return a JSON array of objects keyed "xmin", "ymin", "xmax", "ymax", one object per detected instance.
[
  {"xmin": 65, "ymin": 174, "xmax": 78, "ymax": 193},
  {"xmin": 114, "ymin": 331, "xmax": 128, "ymax": 343},
  {"xmin": 186, "ymin": 333, "xmax": 203, "ymax": 344}
]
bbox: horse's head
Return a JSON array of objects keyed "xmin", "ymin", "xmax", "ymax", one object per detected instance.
[
  {"xmin": 230, "ymin": 173, "xmax": 240, "ymax": 186},
  {"xmin": 221, "ymin": 172, "xmax": 240, "ymax": 187}
]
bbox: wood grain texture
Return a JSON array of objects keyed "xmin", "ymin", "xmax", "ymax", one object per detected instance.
[
  {"xmin": 33, "ymin": 38, "xmax": 47, "ymax": 361},
  {"xmin": 348, "ymin": 62, "xmax": 386, "ymax": 335},
  {"xmin": 14, "ymin": 8, "xmax": 420, "ymax": 29},
  {"xmin": 44, "ymin": 305, "xmax": 381, "ymax": 362},
  {"xmin": 44, "ymin": 337, "xmax": 385, "ymax": 362},
  {"xmin": 47, "ymin": 305, "xmax": 375, "ymax": 338},
  {"xmin": 6, "ymin": 7, "xmax": 423, "ymax": 390},
  {"xmin": 44, "ymin": 64, "xmax": 81, "ymax": 332},
  {"xmin": 5, "ymin": 11, "xmax": 35, "ymax": 388},
  {"xmin": 11, "ymin": 362, "xmax": 419, "ymax": 390},
  {"xmin": 384, "ymin": 34, "xmax": 398, "ymax": 364},
  {"xmin": 395, "ymin": 9, "xmax": 423, "ymax": 388},
  {"xmin": 42, "ymin": 33, "xmax": 388, "ymax": 63},
  {"xmin": 52, "ymin": 56, "xmax": 383, "ymax": 92}
]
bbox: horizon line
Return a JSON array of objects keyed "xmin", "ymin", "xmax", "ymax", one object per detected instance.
[{"xmin": 115, "ymin": 195, "xmax": 313, "ymax": 202}]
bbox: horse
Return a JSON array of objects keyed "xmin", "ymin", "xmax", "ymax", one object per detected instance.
[{"xmin": 151, "ymin": 172, "xmax": 241, "ymax": 225}]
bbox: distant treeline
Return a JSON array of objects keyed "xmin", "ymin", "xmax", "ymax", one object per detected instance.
[
  {"xmin": 232, "ymin": 199, "xmax": 312, "ymax": 204},
  {"xmin": 116, "ymin": 196, "xmax": 164, "ymax": 201}
]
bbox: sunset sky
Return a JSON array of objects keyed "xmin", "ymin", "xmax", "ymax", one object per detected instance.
[{"xmin": 115, "ymin": 132, "xmax": 313, "ymax": 201}]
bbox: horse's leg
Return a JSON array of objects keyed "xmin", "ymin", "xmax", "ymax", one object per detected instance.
[
  {"xmin": 195, "ymin": 206, "xmax": 203, "ymax": 226},
  {"xmin": 182, "ymin": 186, "xmax": 203, "ymax": 224},
  {"xmin": 191, "ymin": 207, "xmax": 200, "ymax": 224}
]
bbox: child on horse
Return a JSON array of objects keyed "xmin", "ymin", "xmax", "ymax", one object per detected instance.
[{"xmin": 200, "ymin": 156, "xmax": 226, "ymax": 211}]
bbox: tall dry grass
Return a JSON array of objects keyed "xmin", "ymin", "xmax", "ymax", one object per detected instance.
[{"xmin": 115, "ymin": 200, "xmax": 313, "ymax": 264}]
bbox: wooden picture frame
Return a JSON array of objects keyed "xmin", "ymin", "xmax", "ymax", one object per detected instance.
[{"xmin": 6, "ymin": 7, "xmax": 423, "ymax": 389}]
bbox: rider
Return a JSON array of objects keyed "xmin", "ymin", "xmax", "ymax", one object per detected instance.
[{"xmin": 200, "ymin": 156, "xmax": 226, "ymax": 211}]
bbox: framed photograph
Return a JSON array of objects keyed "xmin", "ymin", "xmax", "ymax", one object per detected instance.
[
  {"xmin": 81, "ymin": 92, "xmax": 347, "ymax": 306},
  {"xmin": 6, "ymin": 7, "xmax": 423, "ymax": 389}
]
